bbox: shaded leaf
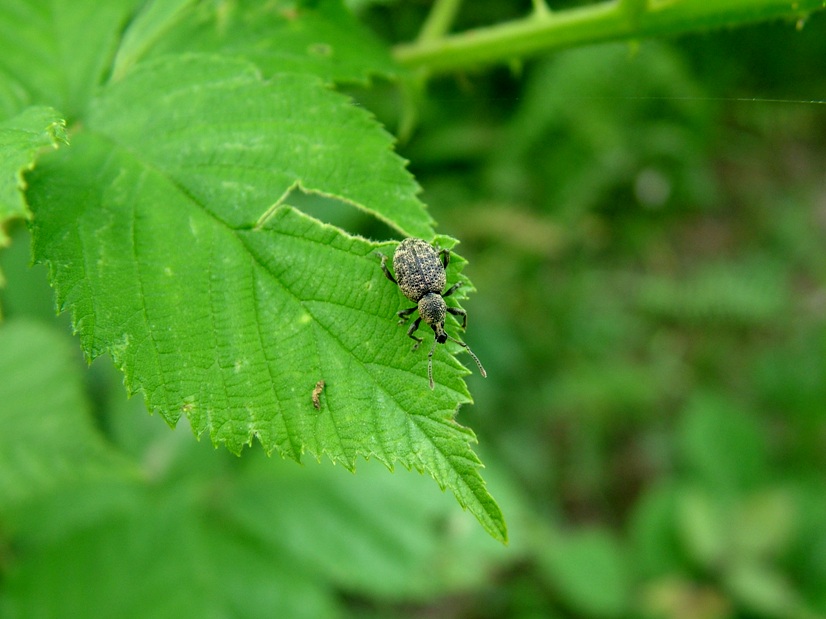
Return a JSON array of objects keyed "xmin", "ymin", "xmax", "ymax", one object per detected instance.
[
  {"xmin": 0, "ymin": 485, "xmax": 342, "ymax": 619},
  {"xmin": 731, "ymin": 490, "xmax": 796, "ymax": 561},
  {"xmin": 679, "ymin": 392, "xmax": 768, "ymax": 494},
  {"xmin": 538, "ymin": 527, "xmax": 631, "ymax": 617},
  {"xmin": 2, "ymin": 436, "xmax": 506, "ymax": 616},
  {"xmin": 676, "ymin": 488, "xmax": 728, "ymax": 569},
  {"xmin": 627, "ymin": 483, "xmax": 684, "ymax": 579},
  {"xmin": 228, "ymin": 455, "xmax": 508, "ymax": 599},
  {"xmin": 0, "ymin": 320, "xmax": 130, "ymax": 508},
  {"xmin": 726, "ymin": 560, "xmax": 805, "ymax": 618}
]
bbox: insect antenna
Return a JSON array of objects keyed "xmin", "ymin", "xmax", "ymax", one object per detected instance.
[{"xmin": 446, "ymin": 334, "xmax": 487, "ymax": 379}]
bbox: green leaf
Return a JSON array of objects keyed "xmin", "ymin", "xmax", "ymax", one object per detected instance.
[
  {"xmin": 0, "ymin": 226, "xmax": 60, "ymax": 321},
  {"xmin": 228, "ymin": 455, "xmax": 508, "ymax": 599},
  {"xmin": 538, "ymin": 527, "xmax": 631, "ymax": 617},
  {"xmin": 731, "ymin": 490, "xmax": 796, "ymax": 561},
  {"xmin": 111, "ymin": 0, "xmax": 199, "ymax": 81},
  {"xmin": 0, "ymin": 0, "xmax": 140, "ymax": 118},
  {"xmin": 676, "ymin": 488, "xmax": 728, "ymax": 569},
  {"xmin": 0, "ymin": 106, "xmax": 66, "ymax": 247},
  {"xmin": 726, "ymin": 560, "xmax": 805, "ymax": 618},
  {"xmin": 0, "ymin": 320, "xmax": 130, "ymax": 508},
  {"xmin": 96, "ymin": 54, "xmax": 429, "ymax": 237},
  {"xmin": 118, "ymin": 0, "xmax": 400, "ymax": 84},
  {"xmin": 2, "ymin": 434, "xmax": 506, "ymax": 616},
  {"xmin": 678, "ymin": 392, "xmax": 768, "ymax": 494},
  {"xmin": 627, "ymin": 483, "xmax": 684, "ymax": 579},
  {"xmin": 1, "ymin": 485, "xmax": 343, "ymax": 619},
  {"xmin": 29, "ymin": 54, "xmax": 504, "ymax": 541}
]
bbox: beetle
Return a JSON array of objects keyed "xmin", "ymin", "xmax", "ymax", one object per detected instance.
[{"xmin": 378, "ymin": 238, "xmax": 487, "ymax": 389}]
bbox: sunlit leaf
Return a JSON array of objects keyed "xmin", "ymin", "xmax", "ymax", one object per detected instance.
[
  {"xmin": 0, "ymin": 106, "xmax": 66, "ymax": 247},
  {"xmin": 0, "ymin": 0, "xmax": 139, "ymax": 118},
  {"xmin": 29, "ymin": 54, "xmax": 504, "ymax": 541},
  {"xmin": 118, "ymin": 0, "xmax": 400, "ymax": 84}
]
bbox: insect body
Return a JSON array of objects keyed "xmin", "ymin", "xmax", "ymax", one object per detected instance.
[
  {"xmin": 379, "ymin": 238, "xmax": 487, "ymax": 389},
  {"xmin": 312, "ymin": 380, "xmax": 325, "ymax": 410}
]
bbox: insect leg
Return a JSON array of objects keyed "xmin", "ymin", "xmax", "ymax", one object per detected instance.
[
  {"xmin": 397, "ymin": 306, "xmax": 417, "ymax": 324},
  {"xmin": 438, "ymin": 248, "xmax": 450, "ymax": 270},
  {"xmin": 442, "ymin": 281, "xmax": 463, "ymax": 298},
  {"xmin": 406, "ymin": 317, "xmax": 424, "ymax": 349},
  {"xmin": 378, "ymin": 252, "xmax": 397, "ymax": 284},
  {"xmin": 447, "ymin": 306, "xmax": 467, "ymax": 329}
]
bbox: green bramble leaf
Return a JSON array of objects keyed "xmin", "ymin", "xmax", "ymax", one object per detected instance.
[
  {"xmin": 0, "ymin": 106, "xmax": 66, "ymax": 244},
  {"xmin": 0, "ymin": 106, "xmax": 66, "ymax": 300},
  {"xmin": 115, "ymin": 0, "xmax": 400, "ymax": 84},
  {"xmin": 0, "ymin": 0, "xmax": 504, "ymax": 542},
  {"xmin": 27, "ymin": 53, "xmax": 505, "ymax": 542},
  {"xmin": 0, "ymin": 0, "xmax": 139, "ymax": 119}
]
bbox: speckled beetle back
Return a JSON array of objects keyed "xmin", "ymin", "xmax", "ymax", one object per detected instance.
[{"xmin": 392, "ymin": 238, "xmax": 447, "ymax": 303}]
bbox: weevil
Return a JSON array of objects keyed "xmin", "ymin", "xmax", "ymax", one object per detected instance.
[{"xmin": 378, "ymin": 238, "xmax": 487, "ymax": 389}]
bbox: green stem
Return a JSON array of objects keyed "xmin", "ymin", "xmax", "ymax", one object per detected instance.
[
  {"xmin": 417, "ymin": 0, "xmax": 464, "ymax": 42},
  {"xmin": 531, "ymin": 0, "xmax": 552, "ymax": 18},
  {"xmin": 393, "ymin": 0, "xmax": 826, "ymax": 74}
]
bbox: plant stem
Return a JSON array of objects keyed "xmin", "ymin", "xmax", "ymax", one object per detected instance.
[
  {"xmin": 393, "ymin": 0, "xmax": 826, "ymax": 74},
  {"xmin": 417, "ymin": 0, "xmax": 464, "ymax": 42},
  {"xmin": 531, "ymin": 0, "xmax": 552, "ymax": 18}
]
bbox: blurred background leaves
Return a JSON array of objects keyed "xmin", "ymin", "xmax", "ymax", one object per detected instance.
[{"xmin": 363, "ymin": 3, "xmax": 825, "ymax": 616}]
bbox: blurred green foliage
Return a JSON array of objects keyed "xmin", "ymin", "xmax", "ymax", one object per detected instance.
[
  {"xmin": 2, "ymin": 1, "xmax": 826, "ymax": 617},
  {"xmin": 378, "ymin": 5, "xmax": 826, "ymax": 618}
]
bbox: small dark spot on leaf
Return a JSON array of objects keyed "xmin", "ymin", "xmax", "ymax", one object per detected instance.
[{"xmin": 308, "ymin": 43, "xmax": 333, "ymax": 58}]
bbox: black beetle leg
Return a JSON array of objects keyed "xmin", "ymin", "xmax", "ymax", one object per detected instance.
[
  {"xmin": 397, "ymin": 306, "xmax": 417, "ymax": 324},
  {"xmin": 447, "ymin": 306, "xmax": 467, "ymax": 329},
  {"xmin": 438, "ymin": 248, "xmax": 450, "ymax": 270},
  {"xmin": 406, "ymin": 317, "xmax": 424, "ymax": 350},
  {"xmin": 443, "ymin": 281, "xmax": 462, "ymax": 298}
]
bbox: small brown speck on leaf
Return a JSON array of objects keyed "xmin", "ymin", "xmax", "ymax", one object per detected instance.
[{"xmin": 312, "ymin": 380, "xmax": 325, "ymax": 409}]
